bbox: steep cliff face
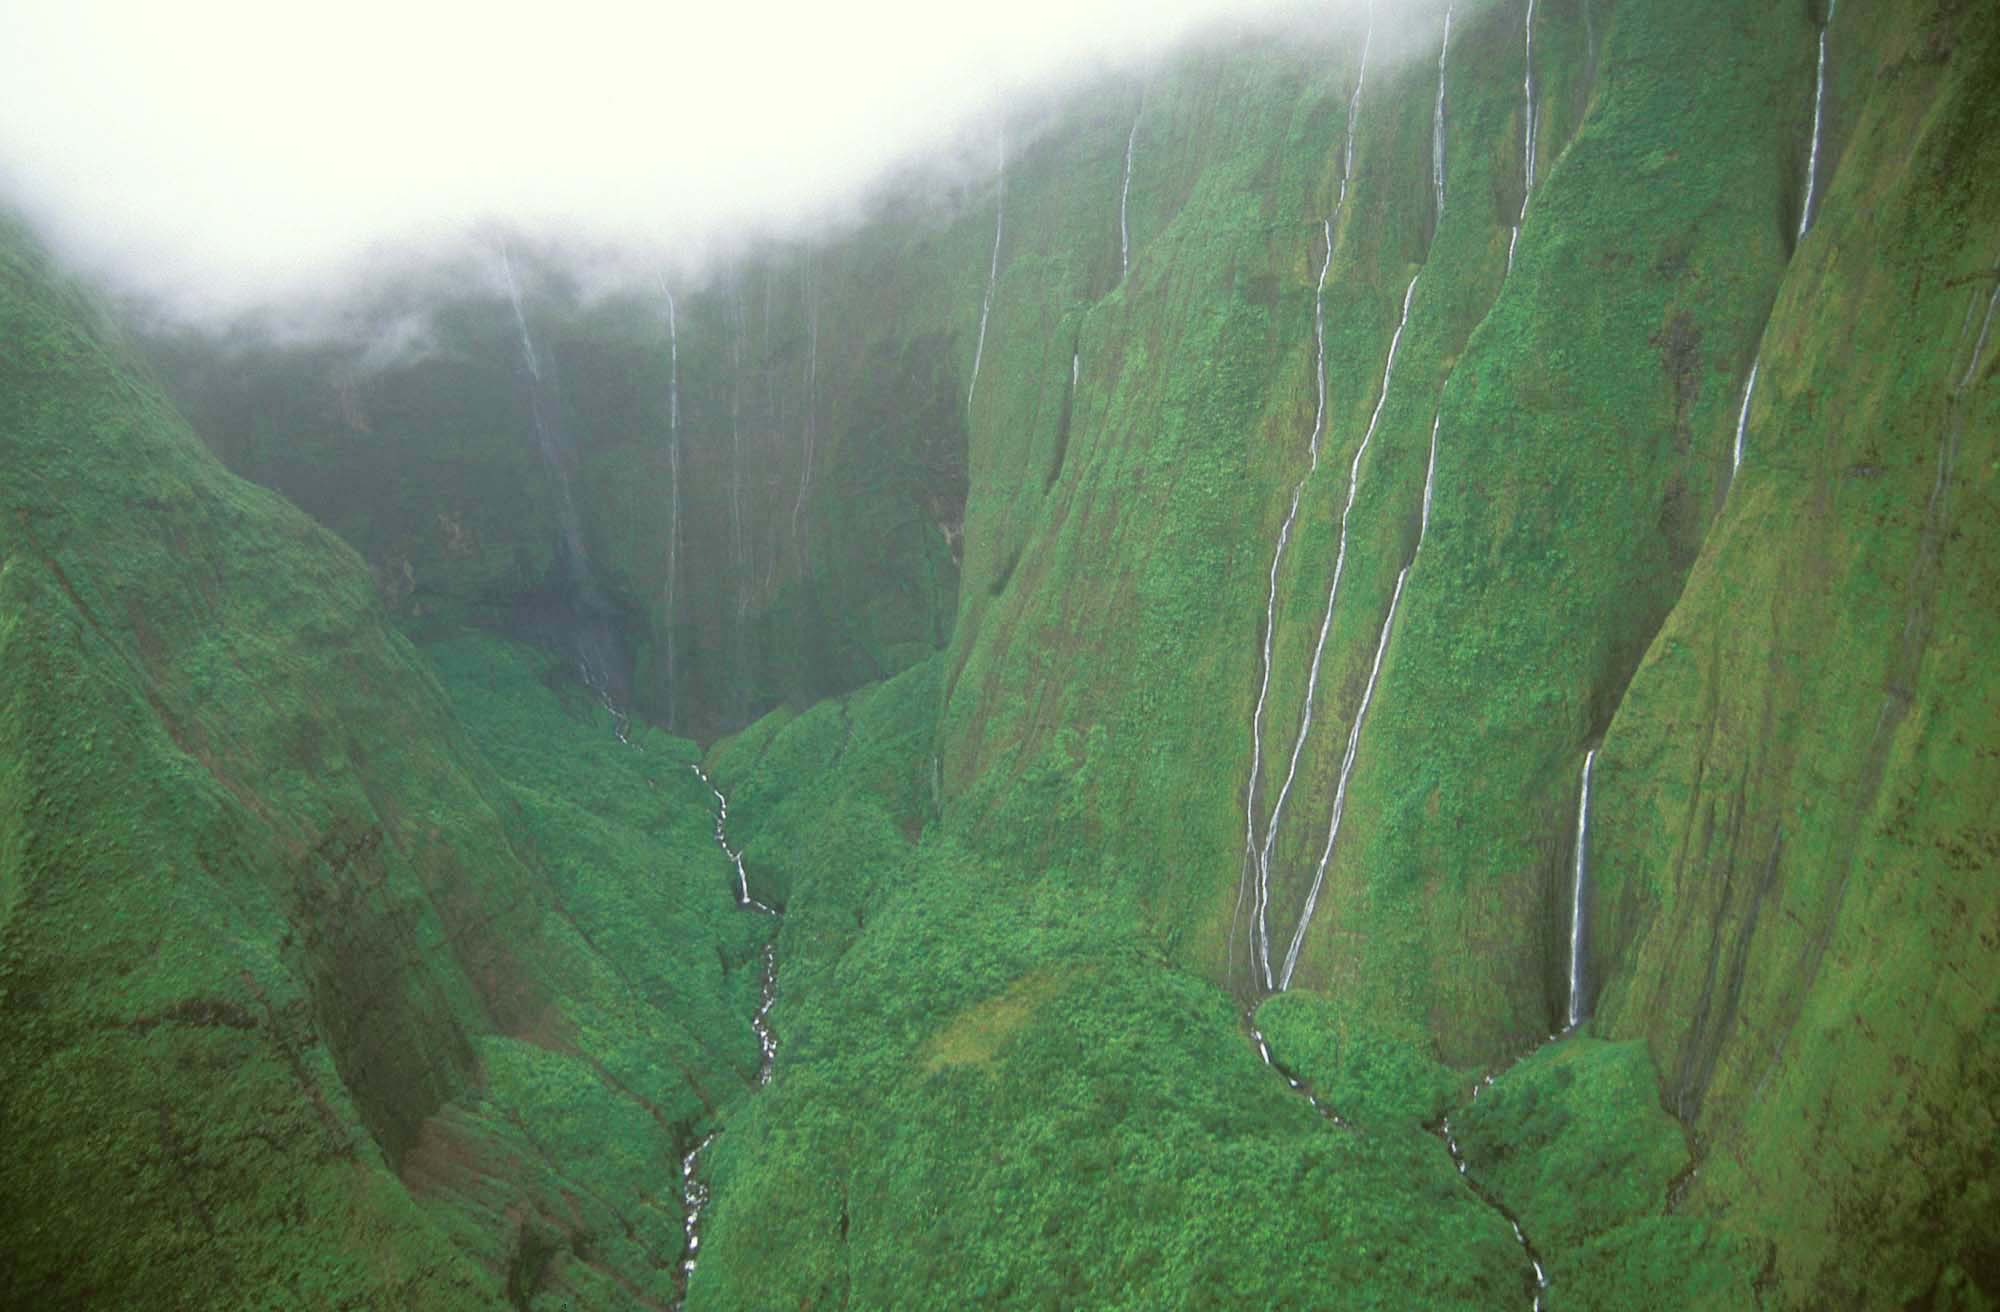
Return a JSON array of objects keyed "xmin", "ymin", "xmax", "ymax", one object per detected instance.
[
  {"xmin": 11, "ymin": 0, "xmax": 1997, "ymax": 1306},
  {"xmin": 686, "ymin": 0, "xmax": 1998, "ymax": 1303},
  {"xmin": 0, "ymin": 220, "xmax": 770, "ymax": 1307},
  {"xmin": 149, "ymin": 236, "xmax": 966, "ymax": 740},
  {"xmin": 1591, "ymin": 3, "xmax": 2000, "ymax": 1301}
]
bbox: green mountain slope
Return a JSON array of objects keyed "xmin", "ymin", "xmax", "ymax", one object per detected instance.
[
  {"xmin": 0, "ymin": 219, "xmax": 770, "ymax": 1307},
  {"xmin": 6, "ymin": 0, "xmax": 1997, "ymax": 1306}
]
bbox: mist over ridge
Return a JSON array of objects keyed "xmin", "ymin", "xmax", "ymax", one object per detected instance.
[{"xmin": 0, "ymin": 0, "xmax": 1458, "ymax": 327}]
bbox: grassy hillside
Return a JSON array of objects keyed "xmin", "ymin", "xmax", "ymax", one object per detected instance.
[
  {"xmin": 9, "ymin": 0, "xmax": 1997, "ymax": 1306},
  {"xmin": 0, "ymin": 218, "xmax": 768, "ymax": 1307}
]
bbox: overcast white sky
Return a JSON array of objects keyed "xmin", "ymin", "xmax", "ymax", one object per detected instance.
[{"xmin": 0, "ymin": 0, "xmax": 1407, "ymax": 318}]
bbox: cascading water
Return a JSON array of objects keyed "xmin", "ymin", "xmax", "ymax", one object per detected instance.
[
  {"xmin": 1439, "ymin": 1099, "xmax": 1552, "ymax": 1310},
  {"xmin": 1730, "ymin": 359, "xmax": 1759, "ymax": 479},
  {"xmin": 674, "ymin": 765, "xmax": 781, "ymax": 1307},
  {"xmin": 1275, "ymin": 406, "xmax": 1439, "ymax": 991},
  {"xmin": 1255, "ymin": 270, "xmax": 1421, "ymax": 989},
  {"xmin": 1507, "ymin": 0, "xmax": 1540, "ymax": 273},
  {"xmin": 502, "ymin": 242, "xmax": 623, "ymax": 720},
  {"xmin": 1798, "ymin": 0, "xmax": 1837, "ymax": 243},
  {"xmin": 1280, "ymin": 564, "xmax": 1405, "ymax": 990},
  {"xmin": 502, "ymin": 244, "xmax": 589, "ymax": 586},
  {"xmin": 1566, "ymin": 749, "xmax": 1596, "ymax": 1030},
  {"xmin": 967, "ymin": 131, "xmax": 1006, "ymax": 414},
  {"xmin": 1238, "ymin": 27, "xmax": 1371, "ymax": 990},
  {"xmin": 1241, "ymin": 217, "xmax": 1338, "ymax": 989},
  {"xmin": 1338, "ymin": 24, "xmax": 1372, "ymax": 211},
  {"xmin": 1245, "ymin": 1015, "xmax": 1349, "ymax": 1126},
  {"xmin": 1433, "ymin": 6, "xmax": 1453, "ymax": 224},
  {"xmin": 1120, "ymin": 106, "xmax": 1140, "ymax": 279}
]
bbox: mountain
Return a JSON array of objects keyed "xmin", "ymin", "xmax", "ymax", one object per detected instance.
[{"xmin": 6, "ymin": 0, "xmax": 1998, "ymax": 1306}]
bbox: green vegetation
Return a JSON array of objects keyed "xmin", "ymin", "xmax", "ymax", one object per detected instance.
[
  {"xmin": 0, "ymin": 214, "xmax": 765, "ymax": 1305},
  {"xmin": 1448, "ymin": 1039, "xmax": 1760, "ymax": 1309},
  {"xmin": 5, "ymin": 0, "xmax": 1998, "ymax": 1305}
]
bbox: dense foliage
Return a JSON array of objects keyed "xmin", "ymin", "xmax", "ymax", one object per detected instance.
[{"xmin": 3, "ymin": 0, "xmax": 1997, "ymax": 1305}]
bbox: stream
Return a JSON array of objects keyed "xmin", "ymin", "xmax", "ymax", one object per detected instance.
[{"xmin": 673, "ymin": 765, "xmax": 782, "ymax": 1307}]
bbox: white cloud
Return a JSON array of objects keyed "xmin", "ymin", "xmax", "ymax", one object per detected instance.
[{"xmin": 0, "ymin": 0, "xmax": 1422, "ymax": 318}]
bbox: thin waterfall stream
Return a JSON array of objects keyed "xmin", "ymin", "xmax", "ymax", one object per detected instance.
[
  {"xmin": 966, "ymin": 131, "xmax": 1005, "ymax": 414},
  {"xmin": 1734, "ymin": 1, "xmax": 1840, "ymax": 492},
  {"xmin": 1237, "ymin": 21, "xmax": 1372, "ymax": 992},
  {"xmin": 1507, "ymin": 0, "xmax": 1539, "ymax": 272},
  {"xmin": 1226, "ymin": 9, "xmax": 1582, "ymax": 1299},
  {"xmin": 1798, "ymin": 0, "xmax": 1837, "ymax": 243},
  {"xmin": 1433, "ymin": 5, "xmax": 1453, "ymax": 225},
  {"xmin": 1120, "ymin": 105, "xmax": 1140, "ymax": 280},
  {"xmin": 674, "ymin": 764, "xmax": 781, "ymax": 1308},
  {"xmin": 1254, "ymin": 268, "xmax": 1420, "ymax": 988},
  {"xmin": 1567, "ymin": 749, "xmax": 1596, "ymax": 1030}
]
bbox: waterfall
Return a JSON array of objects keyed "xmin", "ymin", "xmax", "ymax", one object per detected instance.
[
  {"xmin": 1507, "ymin": 0, "xmax": 1539, "ymax": 273},
  {"xmin": 1280, "ymin": 562, "xmax": 1410, "ymax": 991},
  {"xmin": 1420, "ymin": 413, "xmax": 1441, "ymax": 542},
  {"xmin": 1339, "ymin": 23, "xmax": 1373, "ymax": 213},
  {"xmin": 1241, "ymin": 29, "xmax": 1372, "ymax": 989},
  {"xmin": 1433, "ymin": 6, "xmax": 1453, "ymax": 223},
  {"xmin": 501, "ymin": 241, "xmax": 623, "ymax": 719},
  {"xmin": 1566, "ymin": 749, "xmax": 1597, "ymax": 1030},
  {"xmin": 1274, "ymin": 408, "xmax": 1442, "ymax": 991},
  {"xmin": 967, "ymin": 130, "xmax": 1006, "ymax": 414},
  {"xmin": 1243, "ymin": 218, "xmax": 1338, "ymax": 989},
  {"xmin": 501, "ymin": 244, "xmax": 589, "ymax": 584},
  {"xmin": 1522, "ymin": 0, "xmax": 1539, "ymax": 200},
  {"xmin": 1254, "ymin": 271, "xmax": 1421, "ymax": 987},
  {"xmin": 1798, "ymin": 0, "xmax": 1837, "ymax": 243},
  {"xmin": 1730, "ymin": 359, "xmax": 1760, "ymax": 478},
  {"xmin": 1120, "ymin": 106, "xmax": 1140, "ymax": 279}
]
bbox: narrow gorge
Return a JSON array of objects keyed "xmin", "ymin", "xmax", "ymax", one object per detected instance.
[{"xmin": 3, "ymin": 0, "xmax": 1997, "ymax": 1307}]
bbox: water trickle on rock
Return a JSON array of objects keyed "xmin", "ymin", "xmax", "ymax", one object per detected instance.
[
  {"xmin": 1120, "ymin": 106, "xmax": 1140, "ymax": 280},
  {"xmin": 1798, "ymin": 0, "xmax": 1838, "ymax": 243},
  {"xmin": 1260, "ymin": 270, "xmax": 1421, "ymax": 990},
  {"xmin": 967, "ymin": 130, "xmax": 1006, "ymax": 414},
  {"xmin": 1507, "ymin": 0, "xmax": 1539, "ymax": 273},
  {"xmin": 1730, "ymin": 359, "xmax": 1759, "ymax": 480},
  {"xmin": 1232, "ymin": 30, "xmax": 1376, "ymax": 988},
  {"xmin": 1567, "ymin": 749, "xmax": 1596, "ymax": 1030},
  {"xmin": 1244, "ymin": 1014, "xmax": 1350, "ymax": 1126},
  {"xmin": 1241, "ymin": 215, "xmax": 1339, "ymax": 990},
  {"xmin": 1440, "ymin": 1069, "xmax": 1554, "ymax": 1310},
  {"xmin": 1281, "ymin": 562, "xmax": 1409, "ymax": 990},
  {"xmin": 674, "ymin": 765, "xmax": 782, "ymax": 1306},
  {"xmin": 1433, "ymin": 6, "xmax": 1453, "ymax": 224}
]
